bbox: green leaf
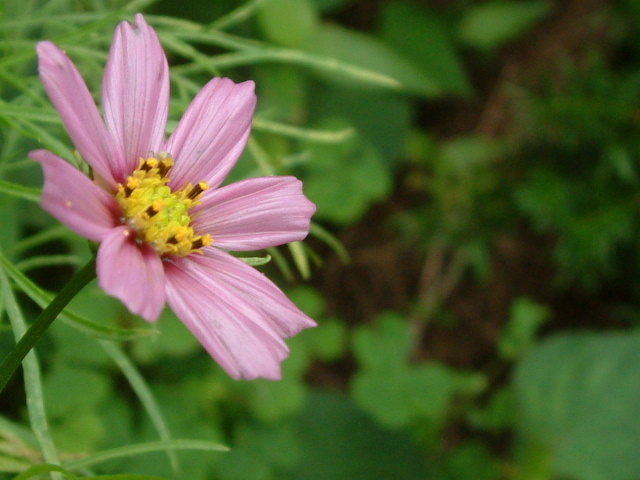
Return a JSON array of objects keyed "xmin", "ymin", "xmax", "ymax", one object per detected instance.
[
  {"xmin": 246, "ymin": 339, "xmax": 311, "ymax": 422},
  {"xmin": 43, "ymin": 363, "xmax": 111, "ymax": 417},
  {"xmin": 99, "ymin": 341, "xmax": 181, "ymax": 472},
  {"xmin": 0, "ymin": 110, "xmax": 73, "ymax": 159},
  {"xmin": 447, "ymin": 442, "xmax": 502, "ymax": 480},
  {"xmin": 309, "ymin": 223, "xmax": 350, "ymax": 263},
  {"xmin": 352, "ymin": 312, "xmax": 411, "ymax": 370},
  {"xmin": 435, "ymin": 135, "xmax": 505, "ymax": 175},
  {"xmin": 498, "ymin": 297, "xmax": 550, "ymax": 360},
  {"xmin": 302, "ymin": 24, "xmax": 440, "ymax": 97},
  {"xmin": 256, "ymin": 0, "xmax": 320, "ymax": 47},
  {"xmin": 167, "ymin": 22, "xmax": 420, "ymax": 93},
  {"xmin": 218, "ymin": 450, "xmax": 271, "ymax": 480},
  {"xmin": 0, "ymin": 415, "xmax": 38, "ymax": 451},
  {"xmin": 0, "ymin": 252, "xmax": 157, "ymax": 341},
  {"xmin": 312, "ymin": 0, "xmax": 355, "ymax": 13},
  {"xmin": 352, "ymin": 312, "xmax": 485, "ymax": 431},
  {"xmin": 238, "ymin": 254, "xmax": 272, "ymax": 267},
  {"xmin": 458, "ymin": 0, "xmax": 552, "ymax": 51},
  {"xmin": 0, "ymin": 198, "xmax": 20, "ymax": 252},
  {"xmin": 63, "ymin": 439, "xmax": 228, "ymax": 470},
  {"xmin": 289, "ymin": 241, "xmax": 311, "ymax": 279},
  {"xmin": 13, "ymin": 463, "xmax": 76, "ymax": 480},
  {"xmin": 251, "ymin": 65, "xmax": 308, "ymax": 123},
  {"xmin": 218, "ymin": 422, "xmax": 301, "ymax": 480},
  {"xmin": 89, "ymin": 476, "xmax": 174, "ymax": 480},
  {"xmin": 0, "ymin": 180, "xmax": 40, "ymax": 203},
  {"xmin": 291, "ymin": 391, "xmax": 431, "ymax": 480},
  {"xmin": 352, "ymin": 361, "xmax": 485, "ymax": 429},
  {"xmin": 514, "ymin": 331, "xmax": 640, "ymax": 480},
  {"xmin": 253, "ymin": 116, "xmax": 355, "ymax": 143},
  {"xmin": 309, "ymin": 86, "xmax": 413, "ymax": 164},
  {"xmin": 351, "ymin": 368, "xmax": 414, "ymax": 428},
  {"xmin": 380, "ymin": 1, "xmax": 472, "ymax": 96},
  {"xmin": 468, "ymin": 387, "xmax": 514, "ymax": 431},
  {"xmin": 605, "ymin": 143, "xmax": 637, "ymax": 184},
  {"xmin": 0, "ymin": 454, "xmax": 31, "ymax": 473},
  {"xmin": 302, "ymin": 123, "xmax": 393, "ymax": 225},
  {"xmin": 50, "ymin": 410, "xmax": 106, "ymax": 453},
  {"xmin": 304, "ymin": 318, "xmax": 346, "ymax": 361},
  {"xmin": 131, "ymin": 310, "xmax": 200, "ymax": 363},
  {"xmin": 248, "ymin": 377, "xmax": 308, "ymax": 423},
  {"xmin": 0, "ymin": 257, "xmax": 61, "ymax": 467},
  {"xmin": 515, "ymin": 169, "xmax": 576, "ymax": 230},
  {"xmin": 287, "ymin": 286, "xmax": 326, "ymax": 318}
]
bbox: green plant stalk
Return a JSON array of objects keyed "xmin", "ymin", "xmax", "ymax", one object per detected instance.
[{"xmin": 0, "ymin": 256, "xmax": 97, "ymax": 393}]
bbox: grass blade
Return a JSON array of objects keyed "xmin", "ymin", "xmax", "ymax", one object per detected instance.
[
  {"xmin": 63, "ymin": 439, "xmax": 228, "ymax": 470},
  {"xmin": 0, "ymin": 252, "xmax": 60, "ymax": 474}
]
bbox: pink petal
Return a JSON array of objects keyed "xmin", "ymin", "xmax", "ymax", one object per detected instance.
[
  {"xmin": 36, "ymin": 41, "xmax": 120, "ymax": 188},
  {"xmin": 102, "ymin": 13, "xmax": 170, "ymax": 179},
  {"xmin": 30, "ymin": 149, "xmax": 120, "ymax": 242},
  {"xmin": 164, "ymin": 78, "xmax": 256, "ymax": 190},
  {"xmin": 96, "ymin": 226, "xmax": 166, "ymax": 322},
  {"xmin": 164, "ymin": 249, "xmax": 316, "ymax": 380},
  {"xmin": 193, "ymin": 176, "xmax": 316, "ymax": 251}
]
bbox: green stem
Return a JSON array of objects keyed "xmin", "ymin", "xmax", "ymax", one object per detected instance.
[{"xmin": 0, "ymin": 256, "xmax": 97, "ymax": 393}]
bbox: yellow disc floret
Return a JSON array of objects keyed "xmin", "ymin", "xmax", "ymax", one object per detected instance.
[{"xmin": 115, "ymin": 153, "xmax": 212, "ymax": 256}]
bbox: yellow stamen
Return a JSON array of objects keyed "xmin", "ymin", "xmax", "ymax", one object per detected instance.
[{"xmin": 115, "ymin": 153, "xmax": 212, "ymax": 256}]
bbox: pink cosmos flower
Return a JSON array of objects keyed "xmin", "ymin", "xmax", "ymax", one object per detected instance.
[{"xmin": 30, "ymin": 13, "xmax": 316, "ymax": 380}]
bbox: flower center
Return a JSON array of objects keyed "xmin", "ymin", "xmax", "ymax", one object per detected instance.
[{"xmin": 115, "ymin": 153, "xmax": 212, "ymax": 257}]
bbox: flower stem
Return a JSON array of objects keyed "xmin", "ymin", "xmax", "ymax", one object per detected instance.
[{"xmin": 0, "ymin": 256, "xmax": 97, "ymax": 393}]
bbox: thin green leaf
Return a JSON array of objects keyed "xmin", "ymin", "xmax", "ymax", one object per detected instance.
[
  {"xmin": 89, "ymin": 475, "xmax": 173, "ymax": 480},
  {"xmin": 8, "ymin": 225, "xmax": 72, "ymax": 257},
  {"xmin": 149, "ymin": 19, "xmax": 413, "ymax": 92},
  {"xmin": 156, "ymin": 33, "xmax": 222, "ymax": 78},
  {"xmin": 0, "ymin": 104, "xmax": 60, "ymax": 124},
  {"xmin": 252, "ymin": 117, "xmax": 355, "ymax": 143},
  {"xmin": 0, "ymin": 113, "xmax": 72, "ymax": 159},
  {"xmin": 0, "ymin": 158, "xmax": 37, "ymax": 174},
  {"xmin": 209, "ymin": 0, "xmax": 269, "ymax": 30},
  {"xmin": 289, "ymin": 241, "xmax": 311, "ymax": 279},
  {"xmin": 309, "ymin": 223, "xmax": 350, "ymax": 263},
  {"xmin": 0, "ymin": 252, "xmax": 157, "ymax": 341},
  {"xmin": 13, "ymin": 464, "xmax": 75, "ymax": 480},
  {"xmin": 98, "ymin": 341, "xmax": 179, "ymax": 473},
  {"xmin": 0, "ymin": 415, "xmax": 38, "ymax": 450},
  {"xmin": 15, "ymin": 255, "xmax": 84, "ymax": 272},
  {"xmin": 267, "ymin": 247, "xmax": 295, "ymax": 282},
  {"xmin": 301, "ymin": 24, "xmax": 440, "ymax": 96},
  {"xmin": 0, "ymin": 68, "xmax": 48, "ymax": 106},
  {"xmin": 63, "ymin": 439, "xmax": 228, "ymax": 470},
  {"xmin": 0, "ymin": 454, "xmax": 32, "ymax": 473},
  {"xmin": 0, "ymin": 254, "xmax": 61, "ymax": 470},
  {"xmin": 0, "ymin": 13, "xmax": 98, "ymax": 31},
  {"xmin": 217, "ymin": 48, "xmax": 405, "ymax": 92},
  {"xmin": 0, "ymin": 180, "xmax": 40, "ymax": 203},
  {"xmin": 247, "ymin": 136, "xmax": 276, "ymax": 176},
  {"xmin": 239, "ymin": 254, "xmax": 272, "ymax": 266}
]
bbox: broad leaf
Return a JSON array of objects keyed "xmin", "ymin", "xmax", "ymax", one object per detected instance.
[
  {"xmin": 303, "ymin": 24, "xmax": 441, "ymax": 97},
  {"xmin": 380, "ymin": 1, "xmax": 472, "ymax": 96},
  {"xmin": 458, "ymin": 0, "xmax": 552, "ymax": 51},
  {"xmin": 514, "ymin": 331, "xmax": 640, "ymax": 480}
]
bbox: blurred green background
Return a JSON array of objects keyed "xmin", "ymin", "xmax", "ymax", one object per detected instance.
[{"xmin": 1, "ymin": 0, "xmax": 640, "ymax": 479}]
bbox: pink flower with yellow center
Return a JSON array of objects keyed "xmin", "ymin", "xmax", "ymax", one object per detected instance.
[{"xmin": 30, "ymin": 13, "xmax": 316, "ymax": 380}]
